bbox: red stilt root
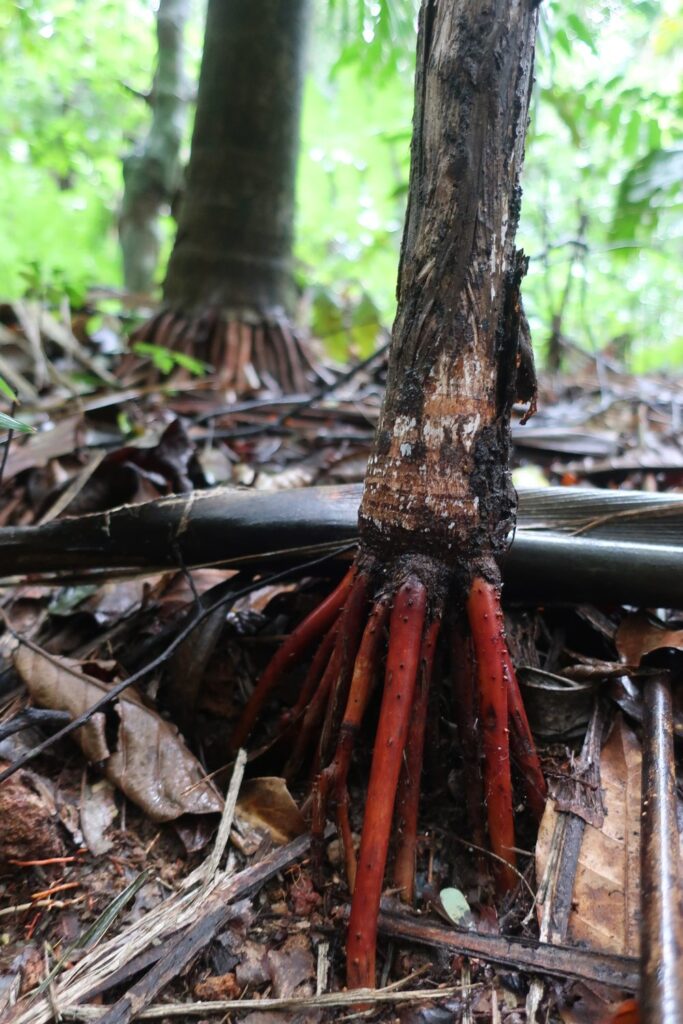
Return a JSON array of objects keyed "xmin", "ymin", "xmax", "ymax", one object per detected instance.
[
  {"xmin": 229, "ymin": 567, "xmax": 356, "ymax": 752},
  {"xmin": 393, "ymin": 618, "xmax": 441, "ymax": 903},
  {"xmin": 284, "ymin": 573, "xmax": 368, "ymax": 781},
  {"xmin": 311, "ymin": 595, "xmax": 391, "ymax": 888},
  {"xmin": 467, "ymin": 577, "xmax": 517, "ymax": 894},
  {"xmin": 451, "ymin": 618, "xmax": 486, "ymax": 853},
  {"xmin": 346, "ymin": 577, "xmax": 428, "ymax": 989}
]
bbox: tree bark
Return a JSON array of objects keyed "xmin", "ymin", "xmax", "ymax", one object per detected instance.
[
  {"xmin": 162, "ymin": 0, "xmax": 310, "ymax": 319},
  {"xmin": 359, "ymin": 0, "xmax": 538, "ymax": 578},
  {"xmin": 120, "ymin": 0, "xmax": 190, "ymax": 295}
]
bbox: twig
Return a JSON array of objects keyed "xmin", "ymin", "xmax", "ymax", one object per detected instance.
[
  {"xmin": 76, "ymin": 833, "xmax": 323, "ymax": 1024},
  {"xmin": 0, "ymin": 397, "xmax": 17, "ymax": 488},
  {"xmin": 639, "ymin": 663, "xmax": 683, "ymax": 1021},
  {"xmin": 202, "ymin": 748, "xmax": 246, "ymax": 880},
  {"xmin": 368, "ymin": 908, "xmax": 639, "ymax": 990},
  {"xmin": 10, "ymin": 832, "xmax": 321, "ymax": 1024},
  {"xmin": 57, "ymin": 985, "xmax": 469, "ymax": 1020},
  {"xmin": 0, "ymin": 708, "xmax": 72, "ymax": 742},
  {"xmin": 37, "ymin": 449, "xmax": 107, "ymax": 525},
  {"xmin": 0, "ymin": 543, "xmax": 355, "ymax": 785}
]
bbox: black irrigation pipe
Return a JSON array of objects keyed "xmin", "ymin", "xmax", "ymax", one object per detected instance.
[{"xmin": 1, "ymin": 485, "xmax": 683, "ymax": 606}]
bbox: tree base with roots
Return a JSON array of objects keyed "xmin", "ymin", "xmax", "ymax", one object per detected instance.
[
  {"xmin": 121, "ymin": 308, "xmax": 322, "ymax": 394},
  {"xmin": 227, "ymin": 0, "xmax": 543, "ymax": 988},
  {"xmin": 229, "ymin": 553, "xmax": 546, "ymax": 988}
]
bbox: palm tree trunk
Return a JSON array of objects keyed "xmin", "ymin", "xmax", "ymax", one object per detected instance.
[
  {"xmin": 359, "ymin": 0, "xmax": 538, "ymax": 575},
  {"xmin": 164, "ymin": 0, "xmax": 309, "ymax": 318},
  {"xmin": 127, "ymin": 0, "xmax": 316, "ymax": 393}
]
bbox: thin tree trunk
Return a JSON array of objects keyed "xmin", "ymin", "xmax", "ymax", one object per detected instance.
[
  {"xmin": 163, "ymin": 0, "xmax": 310, "ymax": 318},
  {"xmin": 360, "ymin": 0, "xmax": 538, "ymax": 576},
  {"xmin": 120, "ymin": 0, "xmax": 190, "ymax": 295}
]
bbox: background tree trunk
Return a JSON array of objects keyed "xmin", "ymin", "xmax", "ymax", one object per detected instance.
[
  {"xmin": 119, "ymin": 0, "xmax": 190, "ymax": 296},
  {"xmin": 163, "ymin": 0, "xmax": 310, "ymax": 319}
]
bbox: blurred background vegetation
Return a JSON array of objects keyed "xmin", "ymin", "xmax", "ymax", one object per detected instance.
[{"xmin": 0, "ymin": 0, "xmax": 681, "ymax": 372}]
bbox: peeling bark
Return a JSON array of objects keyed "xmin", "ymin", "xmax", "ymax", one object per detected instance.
[{"xmin": 359, "ymin": 0, "xmax": 538, "ymax": 574}]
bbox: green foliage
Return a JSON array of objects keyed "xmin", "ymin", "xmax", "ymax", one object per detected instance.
[
  {"xmin": 0, "ymin": 376, "xmax": 16, "ymax": 403},
  {"xmin": 0, "ymin": 409, "xmax": 34, "ymax": 433},
  {"xmin": 517, "ymin": 0, "xmax": 683, "ymax": 371},
  {"xmin": 613, "ymin": 148, "xmax": 683, "ymax": 241},
  {"xmin": 326, "ymin": 0, "xmax": 417, "ymax": 79},
  {"xmin": 1, "ymin": 0, "xmax": 682, "ymax": 372},
  {"xmin": 0, "ymin": 373, "xmax": 34, "ymax": 434},
  {"xmin": 310, "ymin": 283, "xmax": 383, "ymax": 361},
  {"xmin": 132, "ymin": 341, "xmax": 208, "ymax": 377}
]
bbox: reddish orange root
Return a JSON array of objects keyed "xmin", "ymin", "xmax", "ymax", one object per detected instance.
[
  {"xmin": 229, "ymin": 567, "xmax": 356, "ymax": 752},
  {"xmin": 451, "ymin": 619, "xmax": 486, "ymax": 852},
  {"xmin": 311, "ymin": 595, "xmax": 391, "ymax": 889},
  {"xmin": 346, "ymin": 577, "xmax": 428, "ymax": 989},
  {"xmin": 231, "ymin": 561, "xmax": 546, "ymax": 992},
  {"xmin": 467, "ymin": 577, "xmax": 517, "ymax": 894},
  {"xmin": 285, "ymin": 573, "xmax": 369, "ymax": 780},
  {"xmin": 393, "ymin": 619, "xmax": 441, "ymax": 903},
  {"xmin": 502, "ymin": 643, "xmax": 547, "ymax": 820}
]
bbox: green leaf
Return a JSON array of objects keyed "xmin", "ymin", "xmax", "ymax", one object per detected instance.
[
  {"xmin": 611, "ymin": 147, "xmax": 683, "ymax": 242},
  {"xmin": 132, "ymin": 342, "xmax": 208, "ymax": 378},
  {"xmin": 0, "ymin": 375, "xmax": 16, "ymax": 402},
  {"xmin": 0, "ymin": 410, "xmax": 34, "ymax": 433},
  {"xmin": 553, "ymin": 27, "xmax": 572, "ymax": 56},
  {"xmin": 623, "ymin": 111, "xmax": 642, "ymax": 158},
  {"xmin": 566, "ymin": 13, "xmax": 597, "ymax": 53}
]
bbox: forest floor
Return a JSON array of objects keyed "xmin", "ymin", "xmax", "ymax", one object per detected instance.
[{"xmin": 0, "ymin": 300, "xmax": 682, "ymax": 1023}]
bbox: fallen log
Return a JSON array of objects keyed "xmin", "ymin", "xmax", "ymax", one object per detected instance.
[{"xmin": 1, "ymin": 484, "xmax": 683, "ymax": 606}]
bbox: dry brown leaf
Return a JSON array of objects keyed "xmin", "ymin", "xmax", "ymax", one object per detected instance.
[
  {"xmin": 193, "ymin": 973, "xmax": 241, "ymax": 1001},
  {"xmin": 79, "ymin": 776, "xmax": 118, "ymax": 855},
  {"xmin": 537, "ymin": 715, "xmax": 683, "ymax": 958},
  {"xmin": 267, "ymin": 933, "xmax": 315, "ymax": 998},
  {"xmin": 236, "ymin": 777, "xmax": 306, "ymax": 845},
  {"xmin": 616, "ymin": 612, "xmax": 683, "ymax": 665},
  {"xmin": 14, "ymin": 644, "xmax": 223, "ymax": 823}
]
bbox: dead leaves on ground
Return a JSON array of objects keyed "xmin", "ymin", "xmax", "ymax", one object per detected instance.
[
  {"xmin": 537, "ymin": 717, "xmax": 642, "ymax": 958},
  {"xmin": 13, "ymin": 643, "xmax": 223, "ymax": 823},
  {"xmin": 235, "ymin": 777, "xmax": 307, "ymax": 846},
  {"xmin": 537, "ymin": 713, "xmax": 683, "ymax": 1021}
]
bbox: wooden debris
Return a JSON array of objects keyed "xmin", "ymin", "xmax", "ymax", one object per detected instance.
[{"xmin": 370, "ymin": 908, "xmax": 639, "ymax": 991}]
